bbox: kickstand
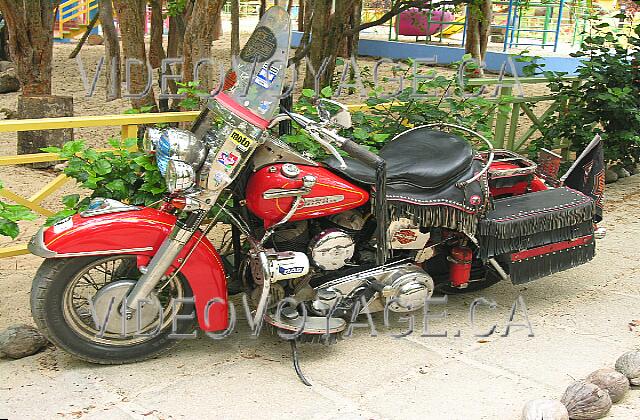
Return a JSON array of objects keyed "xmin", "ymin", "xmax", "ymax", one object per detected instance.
[{"xmin": 290, "ymin": 340, "xmax": 312, "ymax": 386}]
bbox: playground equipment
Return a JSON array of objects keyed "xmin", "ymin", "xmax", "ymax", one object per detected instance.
[
  {"xmin": 55, "ymin": 0, "xmax": 98, "ymax": 40},
  {"xmin": 388, "ymin": 0, "xmax": 592, "ymax": 52},
  {"xmin": 397, "ymin": 8, "xmax": 456, "ymax": 39}
]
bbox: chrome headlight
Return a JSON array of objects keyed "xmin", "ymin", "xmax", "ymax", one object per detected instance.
[
  {"xmin": 156, "ymin": 129, "xmax": 207, "ymax": 176},
  {"xmin": 143, "ymin": 128, "xmax": 163, "ymax": 153},
  {"xmin": 166, "ymin": 160, "xmax": 196, "ymax": 193}
]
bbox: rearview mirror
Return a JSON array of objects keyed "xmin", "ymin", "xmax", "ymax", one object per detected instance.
[{"xmin": 316, "ymin": 98, "xmax": 352, "ymax": 129}]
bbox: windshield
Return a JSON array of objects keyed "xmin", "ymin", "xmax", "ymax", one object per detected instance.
[{"xmin": 225, "ymin": 5, "xmax": 292, "ymax": 121}]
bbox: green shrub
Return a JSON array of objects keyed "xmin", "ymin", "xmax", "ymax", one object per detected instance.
[
  {"xmin": 0, "ymin": 181, "xmax": 37, "ymax": 238},
  {"xmin": 43, "ymin": 138, "xmax": 166, "ymax": 225},
  {"xmin": 532, "ymin": 19, "xmax": 640, "ymax": 164}
]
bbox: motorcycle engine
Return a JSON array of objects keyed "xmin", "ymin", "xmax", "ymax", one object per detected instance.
[
  {"xmin": 308, "ymin": 229, "xmax": 355, "ymax": 271},
  {"xmin": 267, "ymin": 210, "xmax": 366, "ymax": 273}
]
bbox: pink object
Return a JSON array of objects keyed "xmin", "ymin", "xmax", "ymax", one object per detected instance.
[
  {"xmin": 398, "ymin": 8, "xmax": 454, "ymax": 37},
  {"xmin": 215, "ymin": 92, "xmax": 270, "ymax": 130}
]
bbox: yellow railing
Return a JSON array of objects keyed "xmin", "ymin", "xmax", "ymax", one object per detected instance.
[
  {"xmin": 57, "ymin": 0, "xmax": 99, "ymax": 36},
  {"xmin": 0, "ymin": 112, "xmax": 199, "ymax": 258}
]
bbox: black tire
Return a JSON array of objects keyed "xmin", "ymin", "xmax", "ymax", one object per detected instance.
[{"xmin": 31, "ymin": 256, "xmax": 195, "ymax": 365}]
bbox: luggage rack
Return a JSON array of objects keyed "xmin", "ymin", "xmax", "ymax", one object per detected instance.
[{"xmin": 479, "ymin": 149, "xmax": 538, "ymax": 178}]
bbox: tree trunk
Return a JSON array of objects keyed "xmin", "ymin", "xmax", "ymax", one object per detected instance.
[
  {"xmin": 260, "ymin": 0, "xmax": 266, "ymax": 17},
  {"xmin": 167, "ymin": 13, "xmax": 186, "ymax": 59},
  {"xmin": 230, "ymin": 0, "xmax": 240, "ymax": 57},
  {"xmin": 339, "ymin": 0, "xmax": 362, "ymax": 58},
  {"xmin": 182, "ymin": 0, "xmax": 225, "ymax": 90},
  {"xmin": 297, "ymin": 0, "xmax": 305, "ymax": 32},
  {"xmin": 112, "ymin": 0, "xmax": 156, "ymax": 109},
  {"xmin": 0, "ymin": 1, "xmax": 76, "ymax": 159},
  {"xmin": 465, "ymin": 0, "xmax": 492, "ymax": 77},
  {"xmin": 99, "ymin": 0, "xmax": 121, "ymax": 101},
  {"xmin": 304, "ymin": 0, "xmax": 331, "ymax": 89},
  {"xmin": 0, "ymin": 0, "xmax": 59, "ymax": 96},
  {"xmin": 17, "ymin": 95, "xmax": 73, "ymax": 167},
  {"xmin": 149, "ymin": 0, "xmax": 166, "ymax": 69},
  {"xmin": 212, "ymin": 7, "xmax": 223, "ymax": 40},
  {"xmin": 303, "ymin": 0, "xmax": 358, "ymax": 90}
]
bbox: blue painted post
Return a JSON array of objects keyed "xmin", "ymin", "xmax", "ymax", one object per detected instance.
[
  {"xmin": 90, "ymin": 1, "xmax": 99, "ymax": 35},
  {"xmin": 553, "ymin": 0, "xmax": 566, "ymax": 52},
  {"xmin": 503, "ymin": 0, "xmax": 516, "ymax": 51},
  {"xmin": 461, "ymin": 3, "xmax": 469, "ymax": 47},
  {"xmin": 508, "ymin": 0, "xmax": 520, "ymax": 49}
]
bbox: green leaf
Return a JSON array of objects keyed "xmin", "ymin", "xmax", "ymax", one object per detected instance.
[
  {"xmin": 0, "ymin": 203, "xmax": 37, "ymax": 222},
  {"xmin": 62, "ymin": 194, "xmax": 80, "ymax": 209},
  {"xmin": 321, "ymin": 86, "xmax": 333, "ymax": 98},
  {"xmin": 93, "ymin": 160, "xmax": 112, "ymax": 176},
  {"xmin": 123, "ymin": 138, "xmax": 138, "ymax": 149},
  {"xmin": 353, "ymin": 127, "xmax": 369, "ymax": 140},
  {"xmin": 106, "ymin": 179, "xmax": 126, "ymax": 194},
  {"xmin": 0, "ymin": 219, "xmax": 19, "ymax": 239},
  {"xmin": 82, "ymin": 148, "xmax": 99, "ymax": 162},
  {"xmin": 302, "ymin": 89, "xmax": 316, "ymax": 98},
  {"xmin": 372, "ymin": 133, "xmax": 390, "ymax": 143},
  {"xmin": 61, "ymin": 140, "xmax": 85, "ymax": 156},
  {"xmin": 41, "ymin": 146, "xmax": 62, "ymax": 153}
]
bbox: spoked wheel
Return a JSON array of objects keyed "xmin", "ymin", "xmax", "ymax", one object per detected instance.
[{"xmin": 31, "ymin": 255, "xmax": 194, "ymax": 364}]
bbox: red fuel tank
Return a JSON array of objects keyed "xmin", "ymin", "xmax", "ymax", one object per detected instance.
[{"xmin": 246, "ymin": 163, "xmax": 370, "ymax": 227}]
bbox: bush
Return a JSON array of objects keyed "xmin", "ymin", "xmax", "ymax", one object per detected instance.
[
  {"xmin": 0, "ymin": 181, "xmax": 37, "ymax": 238},
  {"xmin": 532, "ymin": 18, "xmax": 640, "ymax": 164},
  {"xmin": 43, "ymin": 138, "xmax": 166, "ymax": 225}
]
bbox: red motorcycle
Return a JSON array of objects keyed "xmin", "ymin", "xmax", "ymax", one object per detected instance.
[{"xmin": 28, "ymin": 7, "xmax": 603, "ymax": 375}]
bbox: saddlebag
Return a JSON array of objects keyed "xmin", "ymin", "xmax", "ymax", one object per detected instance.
[{"xmin": 478, "ymin": 187, "xmax": 596, "ymax": 284}]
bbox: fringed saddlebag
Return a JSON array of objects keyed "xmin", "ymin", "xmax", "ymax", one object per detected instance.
[{"xmin": 478, "ymin": 187, "xmax": 596, "ymax": 284}]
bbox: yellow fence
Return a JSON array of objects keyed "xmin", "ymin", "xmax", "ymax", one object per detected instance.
[{"xmin": 0, "ymin": 112, "xmax": 199, "ymax": 258}]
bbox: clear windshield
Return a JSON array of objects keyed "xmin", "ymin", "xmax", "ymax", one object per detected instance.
[{"xmin": 226, "ymin": 6, "xmax": 292, "ymax": 121}]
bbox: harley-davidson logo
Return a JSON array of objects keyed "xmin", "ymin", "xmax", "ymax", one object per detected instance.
[
  {"xmin": 393, "ymin": 229, "xmax": 418, "ymax": 245},
  {"xmin": 300, "ymin": 195, "xmax": 345, "ymax": 208}
]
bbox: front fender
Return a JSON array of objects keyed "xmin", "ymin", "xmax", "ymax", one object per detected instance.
[{"xmin": 29, "ymin": 208, "xmax": 228, "ymax": 332}]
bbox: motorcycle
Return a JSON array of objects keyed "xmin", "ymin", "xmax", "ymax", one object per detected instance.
[{"xmin": 28, "ymin": 6, "xmax": 603, "ymax": 381}]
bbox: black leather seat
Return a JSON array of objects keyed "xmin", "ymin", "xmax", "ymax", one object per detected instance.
[{"xmin": 326, "ymin": 128, "xmax": 474, "ymax": 189}]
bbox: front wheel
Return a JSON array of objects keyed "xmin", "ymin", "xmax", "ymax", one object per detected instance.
[{"xmin": 31, "ymin": 255, "xmax": 194, "ymax": 364}]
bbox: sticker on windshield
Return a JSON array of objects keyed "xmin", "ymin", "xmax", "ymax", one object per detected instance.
[
  {"xmin": 240, "ymin": 26, "xmax": 277, "ymax": 63},
  {"xmin": 228, "ymin": 129, "xmax": 254, "ymax": 152},
  {"xmin": 254, "ymin": 63, "xmax": 280, "ymax": 89},
  {"xmin": 217, "ymin": 151, "xmax": 240, "ymax": 172}
]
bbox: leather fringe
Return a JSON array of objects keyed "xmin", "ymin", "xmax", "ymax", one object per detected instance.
[
  {"xmin": 505, "ymin": 241, "xmax": 596, "ymax": 285},
  {"xmin": 478, "ymin": 202, "xmax": 595, "ymax": 240},
  {"xmin": 389, "ymin": 202, "xmax": 479, "ymax": 236},
  {"xmin": 478, "ymin": 221, "xmax": 594, "ymax": 259}
]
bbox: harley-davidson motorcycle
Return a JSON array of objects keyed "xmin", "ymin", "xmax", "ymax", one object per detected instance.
[{"xmin": 28, "ymin": 7, "xmax": 603, "ymax": 378}]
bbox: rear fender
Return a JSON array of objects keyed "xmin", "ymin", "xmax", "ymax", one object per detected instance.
[{"xmin": 29, "ymin": 207, "xmax": 228, "ymax": 332}]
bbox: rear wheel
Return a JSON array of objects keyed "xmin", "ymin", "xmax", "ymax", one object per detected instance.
[{"xmin": 31, "ymin": 255, "xmax": 195, "ymax": 364}]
